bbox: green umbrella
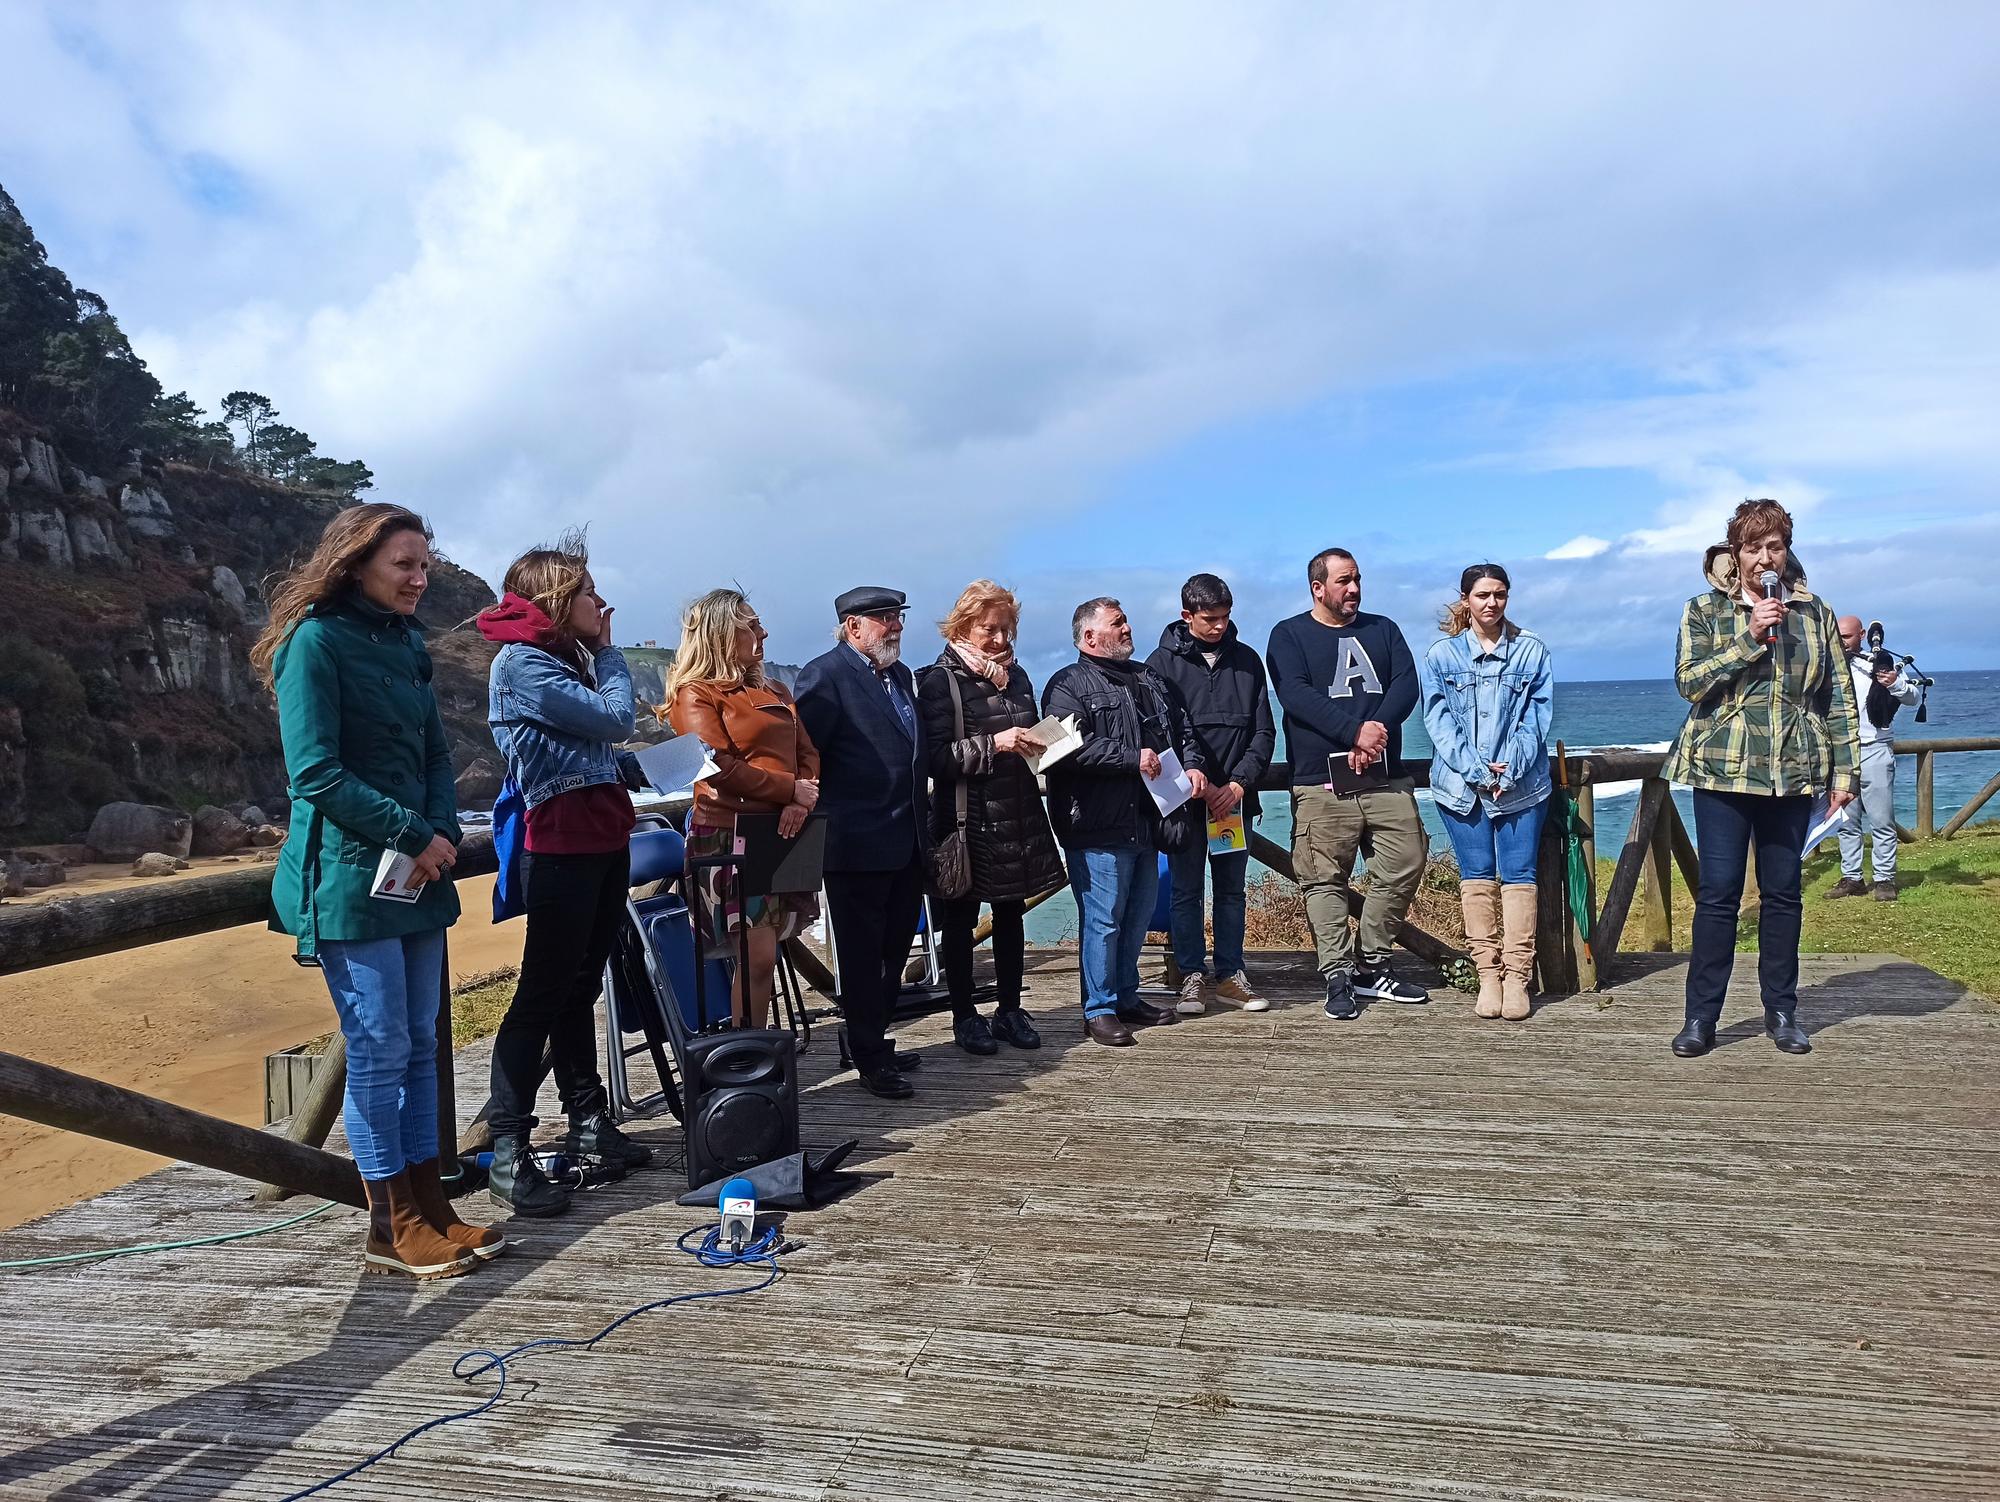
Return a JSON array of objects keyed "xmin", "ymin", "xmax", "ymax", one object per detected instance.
[{"xmin": 1547, "ymin": 786, "xmax": 1596, "ymax": 954}]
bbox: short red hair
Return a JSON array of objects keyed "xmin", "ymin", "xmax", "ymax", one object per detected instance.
[{"xmin": 1726, "ymin": 498, "xmax": 1793, "ymax": 552}]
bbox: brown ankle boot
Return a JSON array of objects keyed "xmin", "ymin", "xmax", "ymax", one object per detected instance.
[
  {"xmin": 1459, "ymin": 879, "xmax": 1504, "ymax": 1018},
  {"xmin": 363, "ymin": 1170, "xmax": 475, "ymax": 1280},
  {"xmin": 1500, "ymin": 883, "xmax": 1538, "ymax": 1020},
  {"xmin": 408, "ymin": 1157, "xmax": 505, "ymax": 1261}
]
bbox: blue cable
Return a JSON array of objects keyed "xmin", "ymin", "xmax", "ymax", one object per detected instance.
[{"xmin": 277, "ymin": 1222, "xmax": 792, "ymax": 1502}]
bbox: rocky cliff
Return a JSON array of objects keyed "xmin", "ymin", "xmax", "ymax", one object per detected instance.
[{"xmin": 0, "ymin": 414, "xmax": 498, "ymax": 841}]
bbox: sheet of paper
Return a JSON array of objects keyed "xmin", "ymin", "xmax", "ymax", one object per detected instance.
[
  {"xmin": 633, "ymin": 733, "xmax": 718, "ymax": 795},
  {"xmin": 1207, "ymin": 808, "xmax": 1246, "ymax": 855},
  {"xmin": 1801, "ymin": 795, "xmax": 1853, "ymax": 857},
  {"xmin": 1022, "ymin": 714, "xmax": 1084, "ymax": 775},
  {"xmin": 370, "ymin": 847, "xmax": 423, "ymax": 903},
  {"xmin": 1144, "ymin": 747, "xmax": 1195, "ymax": 816}
]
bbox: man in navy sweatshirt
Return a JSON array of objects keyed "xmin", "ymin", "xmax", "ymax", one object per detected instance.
[{"xmin": 1265, "ymin": 547, "xmax": 1430, "ymax": 1019}]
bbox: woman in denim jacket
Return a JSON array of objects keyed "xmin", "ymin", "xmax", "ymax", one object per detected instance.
[
  {"xmin": 1420, "ymin": 564, "xmax": 1554, "ymax": 1021},
  {"xmin": 478, "ymin": 534, "xmax": 652, "ymax": 1217}
]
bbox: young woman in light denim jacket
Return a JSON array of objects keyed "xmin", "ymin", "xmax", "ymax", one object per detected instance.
[
  {"xmin": 1420, "ymin": 564, "xmax": 1554, "ymax": 1022},
  {"xmin": 477, "ymin": 534, "xmax": 653, "ymax": 1217}
]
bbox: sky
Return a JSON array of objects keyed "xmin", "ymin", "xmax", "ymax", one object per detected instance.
[{"xmin": 3, "ymin": 1, "xmax": 1997, "ymax": 683}]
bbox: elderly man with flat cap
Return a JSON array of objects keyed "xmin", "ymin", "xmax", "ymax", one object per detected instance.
[{"xmin": 794, "ymin": 586, "xmax": 930, "ymax": 1099}]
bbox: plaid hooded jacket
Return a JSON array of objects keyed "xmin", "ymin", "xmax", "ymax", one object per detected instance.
[{"xmin": 1663, "ymin": 546, "xmax": 1861, "ymax": 799}]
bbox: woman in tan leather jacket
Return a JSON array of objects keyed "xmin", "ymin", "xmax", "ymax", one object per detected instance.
[{"xmin": 664, "ymin": 588, "xmax": 821, "ymax": 1027}]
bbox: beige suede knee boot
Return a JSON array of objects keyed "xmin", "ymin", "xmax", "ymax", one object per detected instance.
[
  {"xmin": 1459, "ymin": 879, "xmax": 1504, "ymax": 1018},
  {"xmin": 1500, "ymin": 883, "xmax": 1539, "ymax": 1020}
]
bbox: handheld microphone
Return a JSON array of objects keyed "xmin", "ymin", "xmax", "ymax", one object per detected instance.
[
  {"xmin": 718, "ymin": 1176, "xmax": 757, "ymax": 1254},
  {"xmin": 1759, "ymin": 570, "xmax": 1782, "ymax": 644}
]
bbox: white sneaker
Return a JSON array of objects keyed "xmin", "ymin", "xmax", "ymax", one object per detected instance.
[
  {"xmin": 1214, "ymin": 971, "xmax": 1270, "ymax": 1012},
  {"xmin": 1175, "ymin": 972, "xmax": 1209, "ymax": 1015}
]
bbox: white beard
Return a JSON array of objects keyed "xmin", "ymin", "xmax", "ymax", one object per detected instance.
[
  {"xmin": 1094, "ymin": 638, "xmax": 1134, "ymax": 662},
  {"xmin": 860, "ymin": 637, "xmax": 902, "ymax": 669}
]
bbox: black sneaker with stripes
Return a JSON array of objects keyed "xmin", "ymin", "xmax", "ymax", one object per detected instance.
[{"xmin": 1352, "ymin": 967, "xmax": 1429, "ymax": 1004}]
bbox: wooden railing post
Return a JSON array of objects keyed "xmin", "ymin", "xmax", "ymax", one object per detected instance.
[
  {"xmin": 1641, "ymin": 791, "xmax": 1675, "ymax": 952},
  {"xmin": 1587, "ymin": 776, "xmax": 1668, "ymax": 968},
  {"xmin": 1939, "ymin": 771, "xmax": 2000, "ymax": 841},
  {"xmin": 435, "ymin": 933, "xmax": 460, "ymax": 1187},
  {"xmin": 1916, "ymin": 750, "xmax": 1935, "ymax": 839},
  {"xmin": 0, "ymin": 1050, "xmax": 366, "ymax": 1208}
]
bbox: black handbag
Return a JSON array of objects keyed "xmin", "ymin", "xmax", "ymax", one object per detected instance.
[{"xmin": 926, "ymin": 668, "xmax": 974, "ymax": 899}]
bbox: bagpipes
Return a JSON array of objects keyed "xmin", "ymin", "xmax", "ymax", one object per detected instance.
[{"xmin": 1865, "ymin": 620, "xmax": 1934, "ymax": 726}]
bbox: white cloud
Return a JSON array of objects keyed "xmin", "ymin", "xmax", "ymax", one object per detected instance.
[{"xmin": 1545, "ymin": 535, "xmax": 1610, "ymax": 561}]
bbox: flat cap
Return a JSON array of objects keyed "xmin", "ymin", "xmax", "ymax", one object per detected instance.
[{"xmin": 834, "ymin": 585, "xmax": 907, "ymax": 619}]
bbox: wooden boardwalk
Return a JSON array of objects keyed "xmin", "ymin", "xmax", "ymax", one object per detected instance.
[{"xmin": 2, "ymin": 947, "xmax": 1996, "ymax": 1501}]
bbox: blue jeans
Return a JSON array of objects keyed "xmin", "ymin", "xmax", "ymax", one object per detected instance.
[
  {"xmin": 1167, "ymin": 842, "xmax": 1248, "ymax": 977},
  {"xmin": 1686, "ymin": 789, "xmax": 1811, "ymax": 1025},
  {"xmin": 318, "ymin": 928, "xmax": 446, "ymax": 1180},
  {"xmin": 1067, "ymin": 846, "xmax": 1160, "ymax": 1019},
  {"xmin": 1438, "ymin": 797, "xmax": 1549, "ymax": 884}
]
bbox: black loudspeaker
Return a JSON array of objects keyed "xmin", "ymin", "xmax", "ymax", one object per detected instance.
[{"xmin": 681, "ymin": 1028, "xmax": 800, "ymax": 1190}]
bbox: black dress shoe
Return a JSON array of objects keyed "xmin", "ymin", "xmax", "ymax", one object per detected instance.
[
  {"xmin": 1085, "ymin": 1014, "xmax": 1136, "ymax": 1047},
  {"xmin": 1671, "ymin": 1018, "xmax": 1716, "ymax": 1058},
  {"xmin": 989, "ymin": 1008, "xmax": 1042, "ymax": 1049},
  {"xmin": 565, "ymin": 1112, "xmax": 655, "ymax": 1171},
  {"xmin": 857, "ymin": 1067, "xmax": 915, "ymax": 1099},
  {"xmin": 1118, "ymin": 999, "xmax": 1179, "ymax": 1027},
  {"xmin": 953, "ymin": 1016, "xmax": 999, "ymax": 1055},
  {"xmin": 892, "ymin": 1049, "xmax": 923, "ymax": 1071},
  {"xmin": 1765, "ymin": 1011, "xmax": 1813, "ymax": 1054}
]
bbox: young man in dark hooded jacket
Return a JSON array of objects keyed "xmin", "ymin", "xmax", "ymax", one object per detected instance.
[{"xmin": 1146, "ymin": 573, "xmax": 1276, "ymax": 1013}]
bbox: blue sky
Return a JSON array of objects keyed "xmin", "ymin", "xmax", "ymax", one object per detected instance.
[{"xmin": 3, "ymin": 1, "xmax": 1997, "ymax": 683}]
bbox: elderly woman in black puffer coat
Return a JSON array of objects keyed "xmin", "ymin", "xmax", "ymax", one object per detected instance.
[{"xmin": 918, "ymin": 580, "xmax": 1068, "ymax": 1056}]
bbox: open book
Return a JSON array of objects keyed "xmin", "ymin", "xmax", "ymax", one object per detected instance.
[
  {"xmin": 1022, "ymin": 714, "xmax": 1084, "ymax": 775},
  {"xmin": 371, "ymin": 847, "xmax": 425, "ymax": 903}
]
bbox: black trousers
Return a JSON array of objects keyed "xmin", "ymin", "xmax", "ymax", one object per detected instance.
[
  {"xmin": 824, "ymin": 858, "xmax": 924, "ymax": 1074},
  {"xmin": 1685, "ymin": 789, "xmax": 1812, "ymax": 1026},
  {"xmin": 938, "ymin": 896, "xmax": 1025, "ymax": 1021},
  {"xmin": 488, "ymin": 846, "xmax": 629, "ymax": 1139}
]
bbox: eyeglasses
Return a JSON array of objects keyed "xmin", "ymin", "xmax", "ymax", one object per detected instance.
[{"xmin": 858, "ymin": 609, "xmax": 908, "ymax": 622}]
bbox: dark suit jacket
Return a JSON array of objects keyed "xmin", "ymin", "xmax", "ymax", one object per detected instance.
[{"xmin": 794, "ymin": 643, "xmax": 928, "ymax": 873}]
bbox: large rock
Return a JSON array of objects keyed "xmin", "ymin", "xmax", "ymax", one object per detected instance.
[
  {"xmin": 209, "ymin": 565, "xmax": 250, "ymax": 620},
  {"xmin": 231, "ymin": 803, "xmax": 270, "ymax": 828},
  {"xmin": 0, "ymin": 706, "xmax": 23, "ymax": 829},
  {"xmin": 118, "ymin": 483, "xmax": 174, "ymax": 538},
  {"xmin": 192, "ymin": 804, "xmax": 251, "ymax": 856},
  {"xmin": 87, "ymin": 802, "xmax": 193, "ymax": 861},
  {"xmin": 24, "ymin": 437, "xmax": 63, "ymax": 493},
  {"xmin": 455, "ymin": 757, "xmax": 504, "ymax": 805},
  {"xmin": 247, "ymin": 824, "xmax": 287, "ymax": 848},
  {"xmin": 18, "ymin": 510, "xmax": 74, "ymax": 568},
  {"xmin": 67, "ymin": 510, "xmax": 128, "ymax": 567},
  {"xmin": 17, "ymin": 843, "xmax": 89, "ymax": 866},
  {"xmin": 17, "ymin": 860, "xmax": 65, "ymax": 888},
  {"xmin": 131, "ymin": 852, "xmax": 190, "ymax": 877}
]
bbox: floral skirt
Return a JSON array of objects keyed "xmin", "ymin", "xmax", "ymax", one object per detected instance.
[{"xmin": 684, "ymin": 822, "xmax": 819, "ymax": 958}]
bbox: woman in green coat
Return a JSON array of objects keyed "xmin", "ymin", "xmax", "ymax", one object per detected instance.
[{"xmin": 254, "ymin": 502, "xmax": 500, "ymax": 1279}]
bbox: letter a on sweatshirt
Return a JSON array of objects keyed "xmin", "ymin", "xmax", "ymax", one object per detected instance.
[{"xmin": 1327, "ymin": 637, "xmax": 1382, "ymax": 700}]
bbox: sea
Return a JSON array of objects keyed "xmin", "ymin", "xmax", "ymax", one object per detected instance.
[{"xmin": 1026, "ymin": 669, "xmax": 2000, "ymax": 943}]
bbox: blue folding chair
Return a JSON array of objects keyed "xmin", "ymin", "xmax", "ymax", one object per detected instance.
[{"xmin": 602, "ymin": 827, "xmax": 734, "ymax": 1122}]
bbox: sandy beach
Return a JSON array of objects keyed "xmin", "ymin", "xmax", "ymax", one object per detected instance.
[{"xmin": 0, "ymin": 865, "xmax": 524, "ymax": 1233}]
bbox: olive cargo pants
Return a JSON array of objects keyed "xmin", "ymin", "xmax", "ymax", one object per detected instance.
[{"xmin": 1290, "ymin": 782, "xmax": 1427, "ymax": 976}]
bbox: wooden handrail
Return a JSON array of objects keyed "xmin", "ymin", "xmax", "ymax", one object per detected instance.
[{"xmin": 4, "ymin": 738, "xmax": 1996, "ymax": 980}]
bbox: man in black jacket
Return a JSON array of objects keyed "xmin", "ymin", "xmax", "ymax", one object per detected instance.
[
  {"xmin": 1043, "ymin": 597, "xmax": 1210, "ymax": 1047},
  {"xmin": 1146, "ymin": 573, "xmax": 1275, "ymax": 1015},
  {"xmin": 795, "ymin": 585, "xmax": 929, "ymax": 1099},
  {"xmin": 1266, "ymin": 548, "xmax": 1430, "ymax": 1020}
]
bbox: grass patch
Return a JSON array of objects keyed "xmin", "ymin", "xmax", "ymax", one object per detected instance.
[
  {"xmin": 450, "ymin": 966, "xmax": 519, "ymax": 1048},
  {"xmin": 1595, "ymin": 823, "xmax": 2000, "ymax": 999}
]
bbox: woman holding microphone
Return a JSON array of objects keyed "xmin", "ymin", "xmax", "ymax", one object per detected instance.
[{"xmin": 1665, "ymin": 499, "xmax": 1859, "ymax": 1058}]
